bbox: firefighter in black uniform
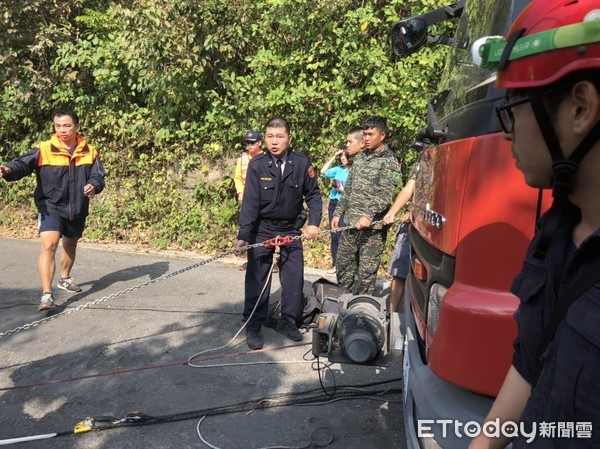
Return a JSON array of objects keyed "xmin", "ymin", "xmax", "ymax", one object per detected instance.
[
  {"xmin": 235, "ymin": 118, "xmax": 322, "ymax": 350},
  {"xmin": 470, "ymin": 1, "xmax": 600, "ymax": 448}
]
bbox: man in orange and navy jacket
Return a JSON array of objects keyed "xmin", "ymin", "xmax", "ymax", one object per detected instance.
[{"xmin": 0, "ymin": 108, "xmax": 105, "ymax": 312}]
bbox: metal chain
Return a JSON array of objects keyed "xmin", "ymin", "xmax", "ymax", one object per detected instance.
[
  {"xmin": 245, "ymin": 220, "xmax": 384, "ymax": 247},
  {"xmin": 0, "ymin": 249, "xmax": 238, "ymax": 339},
  {"xmin": 0, "ymin": 220, "xmax": 385, "ymax": 339}
]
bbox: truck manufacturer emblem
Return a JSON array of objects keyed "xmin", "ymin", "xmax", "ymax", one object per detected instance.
[{"xmin": 425, "ymin": 203, "xmax": 446, "ymax": 229}]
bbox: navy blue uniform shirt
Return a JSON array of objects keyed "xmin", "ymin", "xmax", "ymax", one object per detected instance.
[
  {"xmin": 511, "ymin": 203, "xmax": 600, "ymax": 448},
  {"xmin": 237, "ymin": 150, "xmax": 322, "ymax": 242}
]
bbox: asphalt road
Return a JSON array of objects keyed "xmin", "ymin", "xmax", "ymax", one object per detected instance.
[{"xmin": 0, "ymin": 237, "xmax": 406, "ymax": 449}]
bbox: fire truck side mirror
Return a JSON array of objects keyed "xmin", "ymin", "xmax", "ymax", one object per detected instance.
[
  {"xmin": 391, "ymin": 0, "xmax": 465, "ymax": 57},
  {"xmin": 391, "ymin": 17, "xmax": 428, "ymax": 57}
]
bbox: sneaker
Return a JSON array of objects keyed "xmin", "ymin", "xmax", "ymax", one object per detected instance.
[
  {"xmin": 57, "ymin": 277, "xmax": 82, "ymax": 293},
  {"xmin": 246, "ymin": 331, "xmax": 264, "ymax": 350},
  {"xmin": 326, "ymin": 267, "xmax": 337, "ymax": 274},
  {"xmin": 272, "ymin": 319, "xmax": 303, "ymax": 342},
  {"xmin": 38, "ymin": 292, "xmax": 55, "ymax": 312}
]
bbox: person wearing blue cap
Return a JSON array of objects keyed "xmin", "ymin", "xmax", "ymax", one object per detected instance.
[
  {"xmin": 234, "ymin": 130, "xmax": 264, "ymax": 271},
  {"xmin": 234, "ymin": 131, "xmax": 263, "ymax": 204}
]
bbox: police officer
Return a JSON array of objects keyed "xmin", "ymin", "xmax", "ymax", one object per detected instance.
[
  {"xmin": 235, "ymin": 117, "xmax": 322, "ymax": 350},
  {"xmin": 470, "ymin": 1, "xmax": 600, "ymax": 447}
]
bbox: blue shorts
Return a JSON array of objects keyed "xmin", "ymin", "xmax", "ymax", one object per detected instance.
[
  {"xmin": 38, "ymin": 213, "xmax": 86, "ymax": 239},
  {"xmin": 388, "ymin": 223, "xmax": 410, "ymax": 278}
]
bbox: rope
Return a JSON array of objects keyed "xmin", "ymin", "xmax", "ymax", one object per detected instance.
[
  {"xmin": 196, "ymin": 416, "xmax": 334, "ymax": 449},
  {"xmin": 0, "ymin": 384, "xmax": 402, "ymax": 445},
  {"xmin": 187, "ymin": 246, "xmax": 281, "ymax": 365},
  {"xmin": 0, "ymin": 221, "xmax": 384, "ymax": 340},
  {"xmin": 0, "ymin": 343, "xmax": 310, "ymax": 392}
]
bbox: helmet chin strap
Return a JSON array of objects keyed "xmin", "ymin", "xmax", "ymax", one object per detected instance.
[
  {"xmin": 529, "ymin": 93, "xmax": 600, "ymax": 198},
  {"xmin": 528, "ymin": 93, "xmax": 600, "ymax": 259}
]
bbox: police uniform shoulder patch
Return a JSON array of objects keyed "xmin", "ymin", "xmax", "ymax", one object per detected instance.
[{"xmin": 308, "ymin": 166, "xmax": 316, "ymax": 179}]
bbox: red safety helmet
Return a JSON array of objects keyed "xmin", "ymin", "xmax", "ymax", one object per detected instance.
[
  {"xmin": 495, "ymin": 0, "xmax": 600, "ymax": 89},
  {"xmin": 473, "ymin": 0, "xmax": 600, "ymax": 261}
]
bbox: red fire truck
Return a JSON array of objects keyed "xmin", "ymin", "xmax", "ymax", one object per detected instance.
[{"xmin": 392, "ymin": 0, "xmax": 552, "ymax": 447}]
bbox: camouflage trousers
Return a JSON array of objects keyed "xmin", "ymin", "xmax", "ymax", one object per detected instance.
[{"xmin": 336, "ymin": 227, "xmax": 388, "ymax": 295}]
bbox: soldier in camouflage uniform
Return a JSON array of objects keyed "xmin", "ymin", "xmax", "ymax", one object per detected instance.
[{"xmin": 331, "ymin": 117, "xmax": 401, "ymax": 295}]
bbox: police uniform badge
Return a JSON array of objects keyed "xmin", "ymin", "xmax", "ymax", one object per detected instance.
[{"xmin": 308, "ymin": 166, "xmax": 316, "ymax": 179}]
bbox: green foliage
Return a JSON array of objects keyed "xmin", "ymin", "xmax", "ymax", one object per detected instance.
[{"xmin": 0, "ymin": 0, "xmax": 453, "ymax": 266}]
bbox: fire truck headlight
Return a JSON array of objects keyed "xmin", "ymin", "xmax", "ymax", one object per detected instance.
[{"xmin": 427, "ymin": 283, "xmax": 448, "ymax": 337}]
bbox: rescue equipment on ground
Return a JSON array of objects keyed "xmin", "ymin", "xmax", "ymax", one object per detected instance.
[{"xmin": 312, "ymin": 294, "xmax": 399, "ymax": 366}]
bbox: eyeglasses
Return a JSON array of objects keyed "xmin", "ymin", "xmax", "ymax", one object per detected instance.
[
  {"xmin": 495, "ymin": 96, "xmax": 531, "ymax": 134},
  {"xmin": 496, "ymin": 83, "xmax": 575, "ymax": 134}
]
